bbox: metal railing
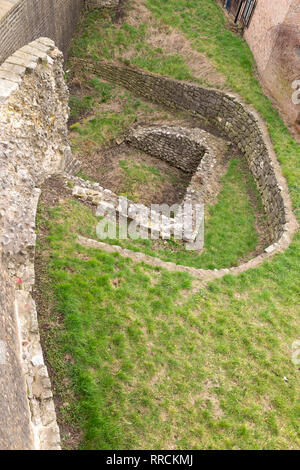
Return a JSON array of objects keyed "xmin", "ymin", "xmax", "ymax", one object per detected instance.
[
  {"xmin": 223, "ymin": 0, "xmax": 257, "ymax": 28},
  {"xmin": 240, "ymin": 0, "xmax": 257, "ymax": 27}
]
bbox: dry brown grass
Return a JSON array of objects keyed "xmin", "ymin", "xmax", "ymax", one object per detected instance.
[{"xmin": 126, "ymin": 0, "xmax": 225, "ymax": 86}]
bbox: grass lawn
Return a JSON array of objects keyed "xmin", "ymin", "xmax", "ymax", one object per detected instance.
[
  {"xmin": 36, "ymin": 189, "xmax": 299, "ymax": 450},
  {"xmin": 35, "ymin": 0, "xmax": 300, "ymax": 450}
]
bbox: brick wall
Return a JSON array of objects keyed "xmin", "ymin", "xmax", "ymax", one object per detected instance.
[
  {"xmin": 244, "ymin": 0, "xmax": 291, "ymax": 71},
  {"xmin": 244, "ymin": 0, "xmax": 300, "ymax": 128},
  {"xmin": 88, "ymin": 0, "xmax": 120, "ymax": 7}
]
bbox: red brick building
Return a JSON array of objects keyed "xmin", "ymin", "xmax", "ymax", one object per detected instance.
[{"xmin": 218, "ymin": 0, "xmax": 300, "ymax": 131}]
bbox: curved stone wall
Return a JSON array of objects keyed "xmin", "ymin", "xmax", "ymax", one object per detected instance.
[
  {"xmin": 0, "ymin": 38, "xmax": 79, "ymax": 450},
  {"xmin": 75, "ymin": 58, "xmax": 295, "ymax": 243}
]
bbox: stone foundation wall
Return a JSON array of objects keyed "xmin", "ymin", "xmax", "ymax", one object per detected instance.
[
  {"xmin": 78, "ymin": 58, "xmax": 289, "ymax": 242},
  {"xmin": 126, "ymin": 126, "xmax": 207, "ymax": 173},
  {"xmin": 0, "ymin": 38, "xmax": 78, "ymax": 450},
  {"xmin": 126, "ymin": 124, "xmax": 228, "ymax": 206},
  {"xmin": 71, "ymin": 178, "xmax": 202, "ymax": 245}
]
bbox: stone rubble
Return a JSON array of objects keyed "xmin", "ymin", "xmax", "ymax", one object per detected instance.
[{"xmin": 70, "ymin": 176, "xmax": 202, "ymax": 245}]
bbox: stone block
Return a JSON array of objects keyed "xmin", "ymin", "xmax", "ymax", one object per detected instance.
[
  {"xmin": 0, "ymin": 69, "xmax": 22, "ymax": 83},
  {"xmin": 0, "ymin": 78, "xmax": 19, "ymax": 103}
]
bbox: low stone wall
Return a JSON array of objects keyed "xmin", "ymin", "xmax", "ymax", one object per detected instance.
[
  {"xmin": 75, "ymin": 58, "xmax": 291, "ymax": 243},
  {"xmin": 0, "ymin": 38, "xmax": 80, "ymax": 450},
  {"xmin": 70, "ymin": 122, "xmax": 231, "ymax": 250},
  {"xmin": 126, "ymin": 126, "xmax": 207, "ymax": 173},
  {"xmin": 71, "ymin": 177, "xmax": 203, "ymax": 245}
]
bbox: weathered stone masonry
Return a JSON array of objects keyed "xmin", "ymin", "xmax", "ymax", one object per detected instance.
[
  {"xmin": 0, "ymin": 38, "xmax": 80, "ymax": 450},
  {"xmin": 215, "ymin": 0, "xmax": 300, "ymax": 129},
  {"xmin": 0, "ymin": 267, "xmax": 33, "ymax": 450},
  {"xmin": 77, "ymin": 59, "xmax": 291, "ymax": 243},
  {"xmin": 0, "ymin": 0, "xmax": 119, "ymax": 450}
]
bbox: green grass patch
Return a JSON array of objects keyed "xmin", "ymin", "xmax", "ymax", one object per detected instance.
[
  {"xmin": 69, "ymin": 9, "xmax": 195, "ymax": 81},
  {"xmin": 35, "ymin": 195, "xmax": 300, "ymax": 450}
]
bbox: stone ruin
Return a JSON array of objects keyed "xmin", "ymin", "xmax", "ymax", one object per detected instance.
[
  {"xmin": 71, "ymin": 125, "xmax": 227, "ymax": 248},
  {"xmin": 0, "ymin": 35, "xmax": 297, "ymax": 449}
]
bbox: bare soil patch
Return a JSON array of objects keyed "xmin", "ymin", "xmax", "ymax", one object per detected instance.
[{"xmin": 75, "ymin": 141, "xmax": 192, "ymax": 206}]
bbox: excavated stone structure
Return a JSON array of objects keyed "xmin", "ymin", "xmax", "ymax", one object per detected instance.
[
  {"xmin": 74, "ymin": 58, "xmax": 295, "ymax": 243},
  {"xmin": 216, "ymin": 0, "xmax": 300, "ymax": 131},
  {"xmin": 0, "ymin": 0, "xmax": 120, "ymax": 451},
  {"xmin": 0, "ymin": 1, "xmax": 297, "ymax": 452}
]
